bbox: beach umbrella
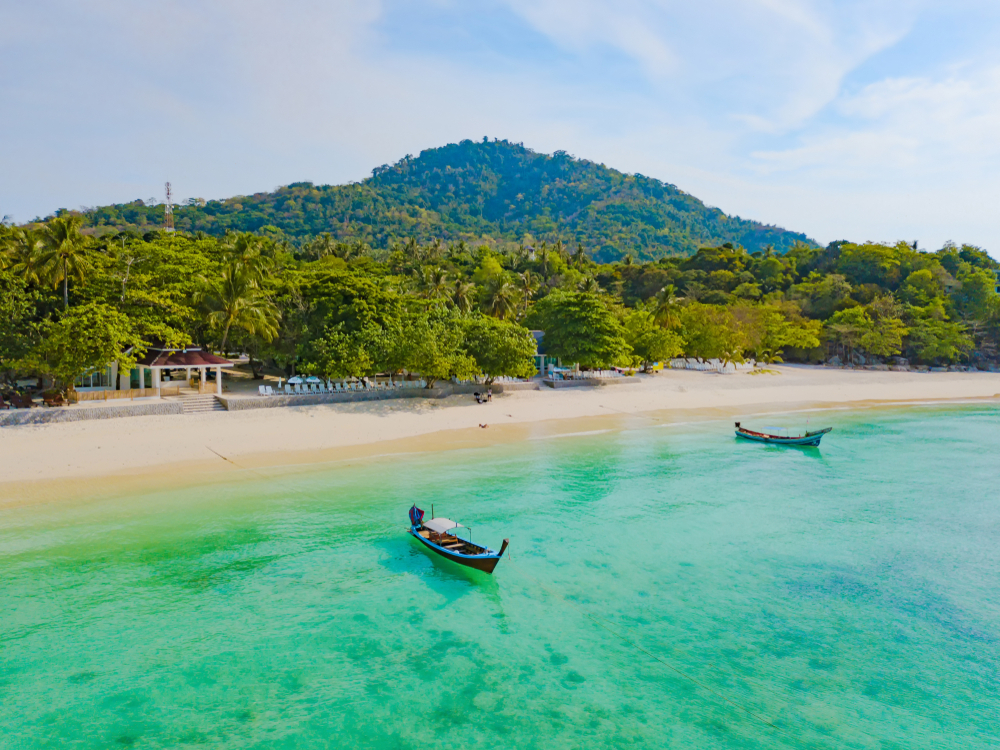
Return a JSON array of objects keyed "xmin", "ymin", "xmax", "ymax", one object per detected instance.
[
  {"xmin": 287, "ymin": 376, "xmax": 303, "ymax": 384},
  {"xmin": 305, "ymin": 376, "xmax": 322, "ymax": 383}
]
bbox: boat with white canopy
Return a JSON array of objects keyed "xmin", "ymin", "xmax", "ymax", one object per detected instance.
[{"xmin": 408, "ymin": 505, "xmax": 508, "ymax": 574}]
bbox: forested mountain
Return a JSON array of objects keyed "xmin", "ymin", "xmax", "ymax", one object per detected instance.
[{"xmin": 76, "ymin": 139, "xmax": 814, "ymax": 261}]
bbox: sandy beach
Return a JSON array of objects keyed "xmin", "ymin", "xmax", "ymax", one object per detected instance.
[{"xmin": 2, "ymin": 365, "xmax": 999, "ymax": 494}]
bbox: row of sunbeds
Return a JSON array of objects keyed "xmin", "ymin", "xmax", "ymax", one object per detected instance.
[{"xmin": 258, "ymin": 380, "xmax": 428, "ymax": 397}]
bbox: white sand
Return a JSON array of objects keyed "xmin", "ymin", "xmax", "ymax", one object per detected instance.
[{"xmin": 2, "ymin": 365, "xmax": 999, "ymax": 488}]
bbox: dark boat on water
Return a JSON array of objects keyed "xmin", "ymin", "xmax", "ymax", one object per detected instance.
[
  {"xmin": 735, "ymin": 421, "xmax": 832, "ymax": 447},
  {"xmin": 409, "ymin": 505, "xmax": 508, "ymax": 574}
]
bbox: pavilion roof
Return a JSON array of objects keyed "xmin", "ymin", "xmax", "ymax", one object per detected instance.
[{"xmin": 136, "ymin": 345, "xmax": 233, "ymax": 369}]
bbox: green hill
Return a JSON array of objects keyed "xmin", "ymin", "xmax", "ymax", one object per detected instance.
[{"xmin": 79, "ymin": 139, "xmax": 815, "ymax": 261}]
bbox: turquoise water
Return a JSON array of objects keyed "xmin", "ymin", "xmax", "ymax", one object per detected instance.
[{"xmin": 2, "ymin": 406, "xmax": 999, "ymax": 749}]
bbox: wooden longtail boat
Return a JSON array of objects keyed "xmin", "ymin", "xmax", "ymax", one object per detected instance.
[
  {"xmin": 409, "ymin": 505, "xmax": 508, "ymax": 574},
  {"xmin": 734, "ymin": 421, "xmax": 832, "ymax": 447}
]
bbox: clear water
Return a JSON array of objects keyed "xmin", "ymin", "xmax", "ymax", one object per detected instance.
[{"xmin": 2, "ymin": 405, "xmax": 999, "ymax": 749}]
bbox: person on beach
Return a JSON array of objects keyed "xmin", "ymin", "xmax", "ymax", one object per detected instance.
[{"xmin": 487, "ymin": 388, "xmax": 493, "ymax": 402}]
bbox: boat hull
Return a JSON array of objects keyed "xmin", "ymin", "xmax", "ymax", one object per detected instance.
[
  {"xmin": 735, "ymin": 428, "xmax": 831, "ymax": 446},
  {"xmin": 409, "ymin": 528, "xmax": 507, "ymax": 574}
]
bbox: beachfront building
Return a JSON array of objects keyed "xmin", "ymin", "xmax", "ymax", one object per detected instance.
[
  {"xmin": 529, "ymin": 330, "xmax": 559, "ymax": 375},
  {"xmin": 72, "ymin": 344, "xmax": 233, "ymax": 397},
  {"xmin": 135, "ymin": 343, "xmax": 234, "ymax": 396},
  {"xmin": 73, "ymin": 364, "xmax": 116, "ymax": 391}
]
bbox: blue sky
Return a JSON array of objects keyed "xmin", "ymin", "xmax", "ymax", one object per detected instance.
[{"xmin": 2, "ymin": 0, "xmax": 999, "ymax": 252}]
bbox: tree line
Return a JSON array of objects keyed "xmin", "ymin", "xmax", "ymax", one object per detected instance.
[{"xmin": 1, "ymin": 216, "xmax": 998, "ymax": 395}]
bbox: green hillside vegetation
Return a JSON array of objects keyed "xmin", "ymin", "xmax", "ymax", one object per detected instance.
[
  {"xmin": 75, "ymin": 139, "xmax": 813, "ymax": 261},
  {"xmin": 2, "ymin": 215, "xmax": 998, "ymax": 398}
]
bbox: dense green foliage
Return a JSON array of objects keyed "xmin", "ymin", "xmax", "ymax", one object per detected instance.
[
  {"xmin": 3, "ymin": 210, "xmax": 998, "ymax": 394},
  {"xmin": 75, "ymin": 140, "xmax": 814, "ymax": 261},
  {"xmin": 526, "ymin": 291, "xmax": 631, "ymax": 368}
]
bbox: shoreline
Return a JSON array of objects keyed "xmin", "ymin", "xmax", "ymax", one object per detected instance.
[{"xmin": 2, "ymin": 365, "xmax": 999, "ymax": 507}]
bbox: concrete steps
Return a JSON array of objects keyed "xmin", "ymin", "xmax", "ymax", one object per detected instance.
[{"xmin": 181, "ymin": 395, "xmax": 227, "ymax": 414}]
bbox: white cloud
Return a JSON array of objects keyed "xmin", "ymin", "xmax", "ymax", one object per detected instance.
[
  {"xmin": 501, "ymin": 0, "xmax": 678, "ymax": 75},
  {"xmin": 751, "ymin": 66, "xmax": 1000, "ymax": 176},
  {"xmin": 502, "ymin": 0, "xmax": 916, "ymax": 132}
]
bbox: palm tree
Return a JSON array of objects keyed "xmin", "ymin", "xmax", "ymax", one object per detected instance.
[
  {"xmin": 40, "ymin": 215, "xmax": 91, "ymax": 308},
  {"xmin": 1, "ymin": 227, "xmax": 46, "ymax": 285},
  {"xmin": 223, "ymin": 232, "xmax": 273, "ymax": 279},
  {"xmin": 453, "ymin": 279, "xmax": 476, "ymax": 313},
  {"xmin": 513, "ymin": 244, "xmax": 529, "ymax": 269},
  {"xmin": 482, "ymin": 276, "xmax": 519, "ymax": 320},
  {"xmin": 427, "ymin": 239, "xmax": 445, "ymax": 263},
  {"xmin": 573, "ymin": 243, "xmax": 587, "ymax": 269},
  {"xmin": 578, "ymin": 277, "xmax": 602, "ymax": 294},
  {"xmin": 651, "ymin": 285, "xmax": 683, "ymax": 329},
  {"xmin": 419, "ymin": 266, "xmax": 451, "ymax": 301},
  {"xmin": 538, "ymin": 242, "xmax": 556, "ymax": 280},
  {"xmin": 194, "ymin": 263, "xmax": 280, "ymax": 352},
  {"xmin": 305, "ymin": 232, "xmax": 337, "ymax": 260},
  {"xmin": 517, "ymin": 270, "xmax": 540, "ymax": 317}
]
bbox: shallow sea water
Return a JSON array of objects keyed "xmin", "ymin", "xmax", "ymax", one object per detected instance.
[{"xmin": 2, "ymin": 405, "xmax": 999, "ymax": 749}]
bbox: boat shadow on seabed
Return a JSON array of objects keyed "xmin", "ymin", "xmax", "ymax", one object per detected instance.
[{"xmin": 374, "ymin": 537, "xmax": 504, "ymax": 600}]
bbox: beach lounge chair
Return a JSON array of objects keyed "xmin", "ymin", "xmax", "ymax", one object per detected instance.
[
  {"xmin": 0, "ymin": 394, "xmax": 10, "ymax": 410},
  {"xmin": 284, "ymin": 384, "xmax": 291, "ymax": 395},
  {"xmin": 265, "ymin": 386, "xmax": 274, "ymax": 396},
  {"xmin": 295, "ymin": 384, "xmax": 304, "ymax": 394},
  {"xmin": 42, "ymin": 392, "xmax": 65, "ymax": 407},
  {"xmin": 258, "ymin": 385, "xmax": 267, "ymax": 396}
]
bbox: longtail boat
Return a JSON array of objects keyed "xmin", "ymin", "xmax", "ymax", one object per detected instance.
[
  {"xmin": 734, "ymin": 421, "xmax": 832, "ymax": 447},
  {"xmin": 409, "ymin": 505, "xmax": 508, "ymax": 574}
]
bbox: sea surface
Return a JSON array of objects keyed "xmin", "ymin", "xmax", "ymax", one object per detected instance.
[{"xmin": 2, "ymin": 405, "xmax": 999, "ymax": 749}]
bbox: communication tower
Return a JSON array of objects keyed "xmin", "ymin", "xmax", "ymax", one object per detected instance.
[{"xmin": 164, "ymin": 182, "xmax": 175, "ymax": 232}]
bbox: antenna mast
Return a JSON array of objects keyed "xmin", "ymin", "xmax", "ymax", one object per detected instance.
[{"xmin": 164, "ymin": 182, "xmax": 175, "ymax": 232}]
